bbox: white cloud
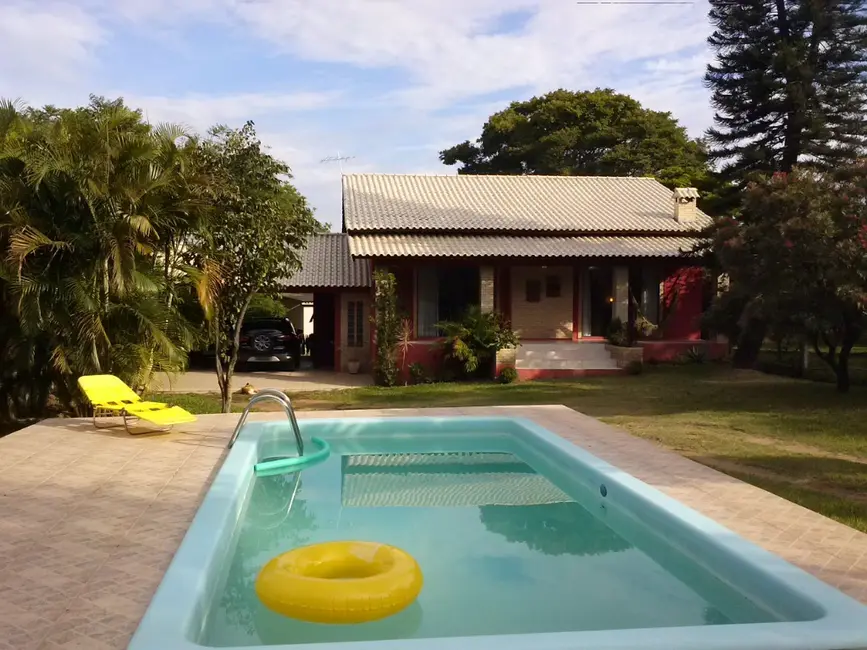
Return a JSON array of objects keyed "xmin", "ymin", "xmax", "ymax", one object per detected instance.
[
  {"xmin": 229, "ymin": 0, "xmax": 711, "ymax": 117},
  {"xmin": 124, "ymin": 91, "xmax": 341, "ymax": 131},
  {"xmin": 3, "ymin": 0, "xmax": 719, "ymax": 228},
  {"xmin": 0, "ymin": 3, "xmax": 103, "ymax": 99}
]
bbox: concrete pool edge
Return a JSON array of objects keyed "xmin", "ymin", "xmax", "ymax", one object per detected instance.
[{"xmin": 125, "ymin": 415, "xmax": 867, "ymax": 650}]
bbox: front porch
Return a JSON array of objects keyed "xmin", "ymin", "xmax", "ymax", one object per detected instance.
[{"xmin": 378, "ymin": 259, "xmax": 721, "ymax": 378}]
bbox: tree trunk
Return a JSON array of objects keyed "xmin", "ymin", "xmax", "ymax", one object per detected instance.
[
  {"xmin": 835, "ymin": 325, "xmax": 859, "ymax": 394},
  {"xmin": 216, "ymin": 348, "xmax": 233, "ymax": 413},
  {"xmin": 216, "ymin": 292, "xmax": 256, "ymax": 413},
  {"xmin": 220, "ymin": 370, "xmax": 233, "ymax": 413},
  {"xmin": 214, "ymin": 314, "xmax": 233, "ymax": 413},
  {"xmin": 774, "ymin": 0, "xmax": 803, "ymax": 174},
  {"xmin": 836, "ymin": 353, "xmax": 851, "ymax": 393},
  {"xmin": 732, "ymin": 318, "xmax": 766, "ymax": 368}
]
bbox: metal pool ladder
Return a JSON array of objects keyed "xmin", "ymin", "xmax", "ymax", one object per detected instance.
[{"xmin": 227, "ymin": 388, "xmax": 304, "ymax": 456}]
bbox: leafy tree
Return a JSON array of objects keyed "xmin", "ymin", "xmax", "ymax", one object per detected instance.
[
  {"xmin": 709, "ymin": 167, "xmax": 867, "ymax": 392},
  {"xmin": 440, "ymin": 88, "xmax": 716, "ymax": 192},
  {"xmin": 193, "ymin": 122, "xmax": 320, "ymax": 411},
  {"xmin": 705, "ymin": 1, "xmax": 867, "ymax": 367},
  {"xmin": 0, "ymin": 97, "xmax": 198, "ymax": 418},
  {"xmin": 372, "ymin": 269, "xmax": 401, "ymax": 387},
  {"xmin": 706, "ymin": 0, "xmax": 867, "ymax": 179},
  {"xmin": 245, "ymin": 294, "xmax": 289, "ymax": 319}
]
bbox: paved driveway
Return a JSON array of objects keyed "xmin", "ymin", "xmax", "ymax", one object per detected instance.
[{"xmin": 150, "ymin": 368, "xmax": 372, "ymax": 394}]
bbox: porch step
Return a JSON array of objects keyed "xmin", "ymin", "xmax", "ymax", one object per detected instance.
[{"xmin": 515, "ymin": 342, "xmax": 619, "ymax": 370}]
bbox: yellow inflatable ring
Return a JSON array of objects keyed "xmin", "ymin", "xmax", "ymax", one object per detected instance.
[{"xmin": 255, "ymin": 541, "xmax": 423, "ymax": 624}]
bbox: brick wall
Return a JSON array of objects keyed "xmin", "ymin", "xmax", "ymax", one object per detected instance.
[{"xmin": 510, "ymin": 266, "xmax": 573, "ymax": 339}]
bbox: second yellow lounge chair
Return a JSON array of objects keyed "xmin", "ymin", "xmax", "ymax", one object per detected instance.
[{"xmin": 78, "ymin": 374, "xmax": 197, "ymax": 434}]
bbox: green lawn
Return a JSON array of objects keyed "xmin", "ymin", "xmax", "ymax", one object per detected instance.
[{"xmin": 156, "ymin": 365, "xmax": 867, "ymax": 533}]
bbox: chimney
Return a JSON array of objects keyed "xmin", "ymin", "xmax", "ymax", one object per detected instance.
[{"xmin": 673, "ymin": 187, "xmax": 700, "ymax": 223}]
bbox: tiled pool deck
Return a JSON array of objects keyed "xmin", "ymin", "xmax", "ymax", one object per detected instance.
[{"xmin": 1, "ymin": 405, "xmax": 866, "ymax": 650}]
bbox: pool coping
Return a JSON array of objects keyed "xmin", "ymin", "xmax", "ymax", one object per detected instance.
[
  {"xmin": 128, "ymin": 415, "xmax": 867, "ymax": 650},
  {"xmin": 1, "ymin": 405, "xmax": 866, "ymax": 650}
]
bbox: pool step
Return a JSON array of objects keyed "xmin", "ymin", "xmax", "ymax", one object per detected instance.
[{"xmin": 515, "ymin": 342, "xmax": 619, "ymax": 370}]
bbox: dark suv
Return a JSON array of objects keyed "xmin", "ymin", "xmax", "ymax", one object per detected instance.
[{"xmin": 238, "ymin": 318, "xmax": 300, "ymax": 370}]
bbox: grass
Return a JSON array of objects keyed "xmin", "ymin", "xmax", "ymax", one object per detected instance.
[{"xmin": 155, "ymin": 364, "xmax": 867, "ymax": 533}]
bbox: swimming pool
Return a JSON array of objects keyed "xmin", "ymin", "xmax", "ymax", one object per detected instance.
[{"xmin": 128, "ymin": 417, "xmax": 867, "ymax": 650}]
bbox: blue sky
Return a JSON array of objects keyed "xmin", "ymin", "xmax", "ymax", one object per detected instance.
[{"xmin": 0, "ymin": 0, "xmax": 714, "ymax": 230}]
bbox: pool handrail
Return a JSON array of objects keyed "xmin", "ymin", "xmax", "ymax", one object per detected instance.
[{"xmin": 227, "ymin": 388, "xmax": 304, "ymax": 456}]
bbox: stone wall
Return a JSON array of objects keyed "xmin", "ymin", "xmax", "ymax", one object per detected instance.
[{"xmin": 605, "ymin": 343, "xmax": 644, "ymax": 368}]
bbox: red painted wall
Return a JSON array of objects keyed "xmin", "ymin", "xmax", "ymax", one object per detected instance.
[
  {"xmin": 398, "ymin": 341, "xmax": 445, "ymax": 382},
  {"xmin": 661, "ymin": 266, "xmax": 704, "ymax": 340}
]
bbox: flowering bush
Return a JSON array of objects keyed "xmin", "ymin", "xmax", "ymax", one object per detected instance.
[{"xmin": 711, "ymin": 166, "xmax": 867, "ymax": 392}]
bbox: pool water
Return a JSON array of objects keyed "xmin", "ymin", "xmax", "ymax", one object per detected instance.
[{"xmin": 201, "ymin": 448, "xmax": 777, "ymax": 646}]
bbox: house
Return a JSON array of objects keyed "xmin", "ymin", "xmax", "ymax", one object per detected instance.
[{"xmin": 282, "ymin": 174, "xmax": 726, "ymax": 378}]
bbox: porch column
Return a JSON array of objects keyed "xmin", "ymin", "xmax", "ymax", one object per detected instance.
[
  {"xmin": 613, "ymin": 266, "xmax": 629, "ymax": 323},
  {"xmin": 480, "ymin": 266, "xmax": 495, "ymax": 313}
]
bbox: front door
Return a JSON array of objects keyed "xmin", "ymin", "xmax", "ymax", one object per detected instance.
[
  {"xmin": 583, "ymin": 267, "xmax": 613, "ymax": 337},
  {"xmin": 311, "ymin": 293, "xmax": 336, "ymax": 369}
]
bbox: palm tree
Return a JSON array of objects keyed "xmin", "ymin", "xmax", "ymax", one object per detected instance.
[{"xmin": 0, "ymin": 96, "xmax": 204, "ymax": 415}]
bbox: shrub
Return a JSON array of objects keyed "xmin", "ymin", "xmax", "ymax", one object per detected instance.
[
  {"xmin": 498, "ymin": 367, "xmax": 518, "ymax": 384},
  {"xmin": 409, "ymin": 362, "xmax": 432, "ymax": 384},
  {"xmin": 437, "ymin": 307, "xmax": 519, "ymax": 379},
  {"xmin": 373, "ymin": 270, "xmax": 401, "ymax": 386},
  {"xmin": 683, "ymin": 346, "xmax": 707, "ymax": 364},
  {"xmin": 606, "ymin": 317, "xmax": 631, "ymax": 347},
  {"xmin": 633, "ymin": 314, "xmax": 658, "ymax": 339}
]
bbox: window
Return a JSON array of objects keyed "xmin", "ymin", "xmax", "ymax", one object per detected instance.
[
  {"xmin": 416, "ymin": 266, "xmax": 480, "ymax": 336},
  {"xmin": 545, "ymin": 274, "xmax": 561, "ymax": 298},
  {"xmin": 347, "ymin": 300, "xmax": 364, "ymax": 347},
  {"xmin": 525, "ymin": 279, "xmax": 541, "ymax": 303}
]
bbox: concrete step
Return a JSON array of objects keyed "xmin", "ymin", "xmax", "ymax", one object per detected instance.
[
  {"xmin": 516, "ymin": 358, "xmax": 620, "ymax": 370},
  {"xmin": 517, "ymin": 343, "xmax": 610, "ymax": 356},
  {"xmin": 517, "ymin": 349, "xmax": 613, "ymax": 362},
  {"xmin": 515, "ymin": 342, "xmax": 617, "ymax": 370}
]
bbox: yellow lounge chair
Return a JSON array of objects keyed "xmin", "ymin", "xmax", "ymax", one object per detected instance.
[{"xmin": 77, "ymin": 374, "xmax": 197, "ymax": 434}]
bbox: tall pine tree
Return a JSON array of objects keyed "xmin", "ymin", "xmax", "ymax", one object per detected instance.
[
  {"xmin": 706, "ymin": 0, "xmax": 867, "ymax": 180},
  {"xmin": 705, "ymin": 0, "xmax": 867, "ymax": 368}
]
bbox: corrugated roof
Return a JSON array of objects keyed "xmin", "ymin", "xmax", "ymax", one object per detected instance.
[
  {"xmin": 281, "ymin": 233, "xmax": 370, "ymax": 288},
  {"xmin": 343, "ymin": 174, "xmax": 712, "ymax": 234},
  {"xmin": 348, "ymin": 234, "xmax": 697, "ymax": 258}
]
